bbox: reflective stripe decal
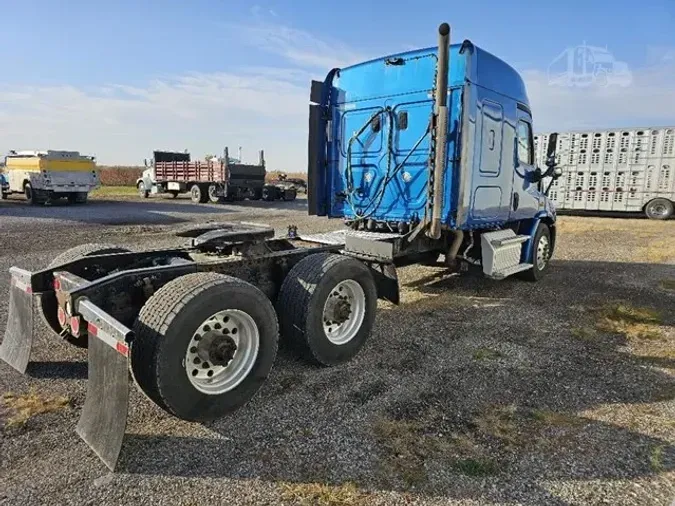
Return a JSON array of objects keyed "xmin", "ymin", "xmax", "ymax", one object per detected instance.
[
  {"xmin": 87, "ymin": 322, "xmax": 129, "ymax": 357},
  {"xmin": 12, "ymin": 277, "xmax": 32, "ymax": 294}
]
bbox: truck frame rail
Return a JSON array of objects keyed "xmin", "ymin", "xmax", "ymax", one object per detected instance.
[{"xmin": 0, "ymin": 222, "xmax": 403, "ymax": 470}]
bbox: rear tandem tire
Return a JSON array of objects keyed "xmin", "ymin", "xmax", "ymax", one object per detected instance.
[
  {"xmin": 190, "ymin": 184, "xmax": 208, "ymax": 204},
  {"xmin": 130, "ymin": 272, "xmax": 279, "ymax": 421},
  {"xmin": 277, "ymin": 253, "xmax": 377, "ymax": 366},
  {"xmin": 262, "ymin": 187, "xmax": 275, "ymax": 201},
  {"xmin": 282, "ymin": 188, "xmax": 297, "ymax": 201},
  {"xmin": 644, "ymin": 198, "xmax": 674, "ymax": 220},
  {"xmin": 39, "ymin": 243, "xmax": 131, "ymax": 348},
  {"xmin": 208, "ymin": 184, "xmax": 224, "ymax": 203}
]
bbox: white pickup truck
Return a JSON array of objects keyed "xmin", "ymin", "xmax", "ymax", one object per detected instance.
[{"xmin": 4, "ymin": 150, "xmax": 100, "ymax": 205}]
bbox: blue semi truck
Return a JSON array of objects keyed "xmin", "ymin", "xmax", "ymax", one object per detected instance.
[{"xmin": 0, "ymin": 23, "xmax": 561, "ymax": 470}]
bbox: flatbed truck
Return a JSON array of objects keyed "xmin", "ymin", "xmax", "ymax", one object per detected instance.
[{"xmin": 137, "ymin": 148, "xmax": 296, "ymax": 203}]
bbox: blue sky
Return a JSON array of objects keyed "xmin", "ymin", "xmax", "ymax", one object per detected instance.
[{"xmin": 1, "ymin": 0, "xmax": 674, "ymax": 167}]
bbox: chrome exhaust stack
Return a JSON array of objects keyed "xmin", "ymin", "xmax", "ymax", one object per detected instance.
[{"xmin": 428, "ymin": 22, "xmax": 451, "ymax": 240}]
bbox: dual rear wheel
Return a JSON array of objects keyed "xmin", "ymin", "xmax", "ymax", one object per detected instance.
[{"xmin": 129, "ymin": 254, "xmax": 377, "ymax": 421}]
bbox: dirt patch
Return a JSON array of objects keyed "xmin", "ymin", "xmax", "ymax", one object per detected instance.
[
  {"xmin": 1, "ymin": 390, "xmax": 70, "ymax": 429},
  {"xmin": 280, "ymin": 482, "xmax": 369, "ymax": 505},
  {"xmin": 595, "ymin": 302, "xmax": 665, "ymax": 341}
]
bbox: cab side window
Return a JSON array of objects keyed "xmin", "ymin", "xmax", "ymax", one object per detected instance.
[{"xmin": 517, "ymin": 120, "xmax": 533, "ymax": 165}]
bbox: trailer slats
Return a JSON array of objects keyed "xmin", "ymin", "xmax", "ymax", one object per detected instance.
[{"xmin": 536, "ymin": 127, "xmax": 675, "ymax": 213}]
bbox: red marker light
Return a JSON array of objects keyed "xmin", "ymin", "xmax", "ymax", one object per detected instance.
[
  {"xmin": 57, "ymin": 307, "xmax": 67, "ymax": 327},
  {"xmin": 70, "ymin": 316, "xmax": 80, "ymax": 335}
]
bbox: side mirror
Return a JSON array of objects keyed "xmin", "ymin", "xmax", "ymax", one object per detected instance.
[
  {"xmin": 546, "ymin": 133, "xmax": 558, "ymax": 166},
  {"xmin": 144, "ymin": 159, "xmax": 148, "ymax": 167},
  {"xmin": 531, "ymin": 167, "xmax": 543, "ymax": 182}
]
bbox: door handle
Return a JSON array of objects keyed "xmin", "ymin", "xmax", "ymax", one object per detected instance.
[{"xmin": 512, "ymin": 192, "xmax": 520, "ymax": 211}]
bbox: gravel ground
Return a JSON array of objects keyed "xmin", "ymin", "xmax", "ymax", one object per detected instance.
[{"xmin": 0, "ymin": 194, "xmax": 674, "ymax": 506}]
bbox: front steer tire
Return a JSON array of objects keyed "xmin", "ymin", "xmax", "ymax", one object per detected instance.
[
  {"xmin": 517, "ymin": 223, "xmax": 552, "ymax": 282},
  {"xmin": 130, "ymin": 272, "xmax": 279, "ymax": 422},
  {"xmin": 277, "ymin": 253, "xmax": 377, "ymax": 366}
]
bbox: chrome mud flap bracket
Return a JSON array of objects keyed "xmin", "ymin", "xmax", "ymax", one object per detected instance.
[
  {"xmin": 0, "ymin": 267, "xmax": 35, "ymax": 374},
  {"xmin": 75, "ymin": 298, "xmax": 133, "ymax": 471}
]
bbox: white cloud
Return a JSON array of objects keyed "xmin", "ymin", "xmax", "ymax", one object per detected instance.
[
  {"xmin": 0, "ymin": 70, "xmax": 309, "ymax": 168},
  {"xmin": 523, "ymin": 57, "xmax": 675, "ymax": 132},
  {"xmin": 0, "ymin": 18, "xmax": 368, "ymax": 168},
  {"xmin": 2, "ymin": 16, "xmax": 674, "ymax": 169},
  {"xmin": 229, "ymin": 21, "xmax": 366, "ymax": 71}
]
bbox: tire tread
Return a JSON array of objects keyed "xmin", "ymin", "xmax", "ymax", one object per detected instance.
[
  {"xmin": 277, "ymin": 253, "xmax": 370, "ymax": 364},
  {"xmin": 132, "ymin": 272, "xmax": 277, "ymax": 418},
  {"xmin": 49, "ymin": 243, "xmax": 128, "ymax": 268}
]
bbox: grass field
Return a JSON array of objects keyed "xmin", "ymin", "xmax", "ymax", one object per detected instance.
[{"xmin": 90, "ymin": 185, "xmax": 138, "ymax": 197}]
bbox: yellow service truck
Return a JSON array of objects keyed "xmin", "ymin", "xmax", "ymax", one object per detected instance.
[{"xmin": 3, "ymin": 150, "xmax": 100, "ymax": 205}]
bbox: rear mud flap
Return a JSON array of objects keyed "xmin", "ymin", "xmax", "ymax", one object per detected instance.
[
  {"xmin": 76, "ymin": 336, "xmax": 129, "ymax": 470},
  {"xmin": 369, "ymin": 263, "xmax": 400, "ymax": 305},
  {"xmin": 75, "ymin": 299, "xmax": 132, "ymax": 471},
  {"xmin": 0, "ymin": 268, "xmax": 35, "ymax": 374}
]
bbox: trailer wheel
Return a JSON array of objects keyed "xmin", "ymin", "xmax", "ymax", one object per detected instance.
[
  {"xmin": 138, "ymin": 181, "xmax": 150, "ymax": 198},
  {"xmin": 645, "ymin": 198, "xmax": 673, "ymax": 220},
  {"xmin": 130, "ymin": 272, "xmax": 278, "ymax": 421},
  {"xmin": 282, "ymin": 188, "xmax": 297, "ymax": 201},
  {"xmin": 517, "ymin": 223, "xmax": 551, "ymax": 282},
  {"xmin": 40, "ymin": 243, "xmax": 131, "ymax": 348},
  {"xmin": 277, "ymin": 253, "xmax": 377, "ymax": 366},
  {"xmin": 250, "ymin": 188, "xmax": 263, "ymax": 201},
  {"xmin": 262, "ymin": 187, "xmax": 274, "ymax": 201},
  {"xmin": 190, "ymin": 184, "xmax": 208, "ymax": 204}
]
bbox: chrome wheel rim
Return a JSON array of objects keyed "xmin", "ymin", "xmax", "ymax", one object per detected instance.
[
  {"xmin": 184, "ymin": 309, "xmax": 260, "ymax": 395},
  {"xmin": 650, "ymin": 203, "xmax": 668, "ymax": 217},
  {"xmin": 322, "ymin": 279, "xmax": 366, "ymax": 345},
  {"xmin": 536, "ymin": 235, "xmax": 550, "ymax": 270}
]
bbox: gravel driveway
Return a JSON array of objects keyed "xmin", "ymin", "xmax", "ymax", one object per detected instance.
[{"xmin": 1, "ymin": 195, "xmax": 673, "ymax": 505}]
